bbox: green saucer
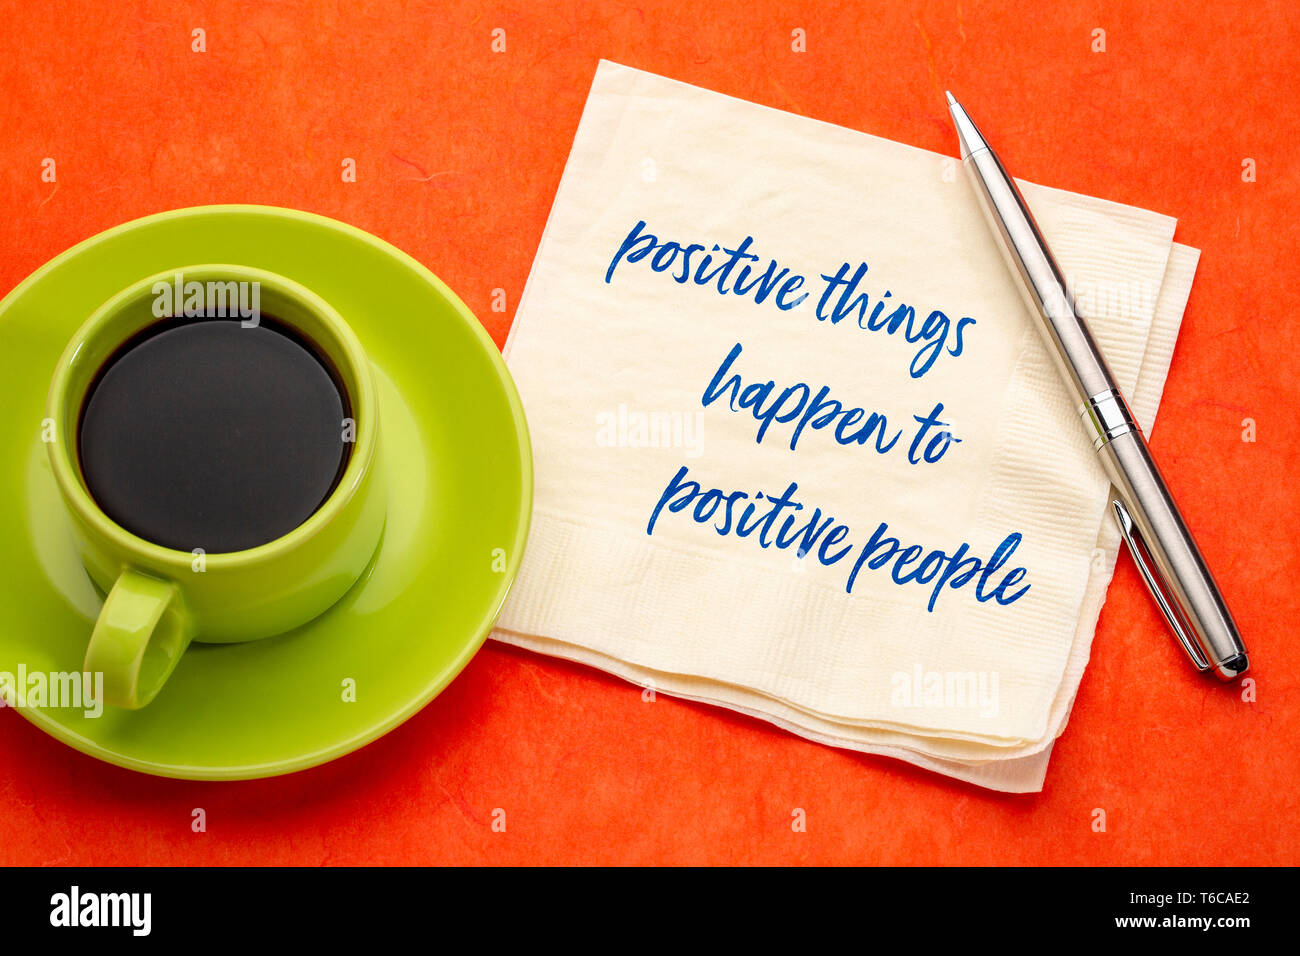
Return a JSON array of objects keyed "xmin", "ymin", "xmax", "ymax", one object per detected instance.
[{"xmin": 0, "ymin": 205, "xmax": 532, "ymax": 779}]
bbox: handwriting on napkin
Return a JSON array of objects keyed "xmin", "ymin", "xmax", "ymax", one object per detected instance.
[
  {"xmin": 607, "ymin": 219, "xmax": 976, "ymax": 377},
  {"xmin": 604, "ymin": 218, "xmax": 1031, "ymax": 612}
]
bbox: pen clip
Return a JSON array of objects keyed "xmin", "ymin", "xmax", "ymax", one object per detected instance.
[{"xmin": 1110, "ymin": 498, "xmax": 1211, "ymax": 671}]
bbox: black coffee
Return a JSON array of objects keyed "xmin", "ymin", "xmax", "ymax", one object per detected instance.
[{"xmin": 78, "ymin": 318, "xmax": 351, "ymax": 553}]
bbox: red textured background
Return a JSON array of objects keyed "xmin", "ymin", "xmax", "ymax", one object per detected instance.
[{"xmin": 1, "ymin": 1, "xmax": 1295, "ymax": 865}]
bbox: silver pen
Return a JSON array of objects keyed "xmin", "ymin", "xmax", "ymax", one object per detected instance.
[{"xmin": 945, "ymin": 92, "xmax": 1249, "ymax": 680}]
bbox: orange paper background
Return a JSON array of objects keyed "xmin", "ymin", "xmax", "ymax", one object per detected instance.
[{"xmin": 1, "ymin": 0, "xmax": 1296, "ymax": 865}]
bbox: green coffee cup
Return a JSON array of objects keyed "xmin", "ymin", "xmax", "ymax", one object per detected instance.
[{"xmin": 45, "ymin": 265, "xmax": 385, "ymax": 709}]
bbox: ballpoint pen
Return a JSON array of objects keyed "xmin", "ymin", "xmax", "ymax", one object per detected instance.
[{"xmin": 945, "ymin": 92, "xmax": 1250, "ymax": 681}]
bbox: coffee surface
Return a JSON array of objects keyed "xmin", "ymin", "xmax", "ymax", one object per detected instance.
[{"xmin": 79, "ymin": 318, "xmax": 350, "ymax": 553}]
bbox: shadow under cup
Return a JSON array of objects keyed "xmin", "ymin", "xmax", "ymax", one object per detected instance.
[{"xmin": 45, "ymin": 265, "xmax": 386, "ymax": 710}]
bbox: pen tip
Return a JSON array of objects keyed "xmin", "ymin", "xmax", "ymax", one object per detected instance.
[{"xmin": 945, "ymin": 90, "xmax": 957, "ymax": 107}]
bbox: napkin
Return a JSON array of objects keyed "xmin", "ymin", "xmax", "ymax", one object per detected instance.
[{"xmin": 493, "ymin": 61, "xmax": 1198, "ymax": 791}]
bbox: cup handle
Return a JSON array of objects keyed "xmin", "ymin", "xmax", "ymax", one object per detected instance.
[{"xmin": 85, "ymin": 570, "xmax": 193, "ymax": 710}]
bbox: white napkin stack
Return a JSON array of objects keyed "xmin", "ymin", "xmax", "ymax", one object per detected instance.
[{"xmin": 492, "ymin": 61, "xmax": 1198, "ymax": 791}]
